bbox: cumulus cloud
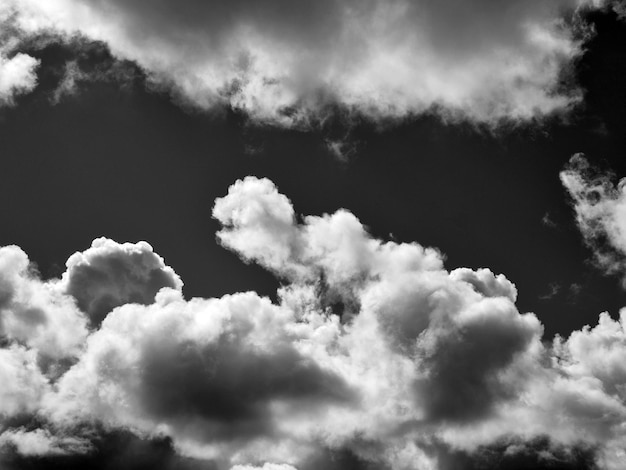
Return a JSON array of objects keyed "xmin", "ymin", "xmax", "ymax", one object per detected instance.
[
  {"xmin": 0, "ymin": 50, "xmax": 39, "ymax": 104},
  {"xmin": 0, "ymin": 0, "xmax": 620, "ymax": 125},
  {"xmin": 60, "ymin": 238, "xmax": 183, "ymax": 325},
  {"xmin": 3, "ymin": 177, "xmax": 626, "ymax": 468},
  {"xmin": 561, "ymin": 153, "xmax": 626, "ymax": 284}
]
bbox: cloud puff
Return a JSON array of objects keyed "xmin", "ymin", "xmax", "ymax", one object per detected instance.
[
  {"xmin": 60, "ymin": 238, "xmax": 183, "ymax": 325},
  {"xmin": 0, "ymin": 245, "xmax": 87, "ymax": 359},
  {"xmin": 3, "ymin": 177, "xmax": 626, "ymax": 468},
  {"xmin": 0, "ymin": 0, "xmax": 618, "ymax": 125},
  {"xmin": 561, "ymin": 153, "xmax": 626, "ymax": 284},
  {"xmin": 0, "ymin": 9, "xmax": 39, "ymax": 105},
  {"xmin": 0, "ymin": 345, "xmax": 49, "ymax": 417}
]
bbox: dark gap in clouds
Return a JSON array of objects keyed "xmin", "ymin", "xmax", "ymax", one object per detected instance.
[
  {"xmin": 0, "ymin": 429, "xmax": 216, "ymax": 470},
  {"xmin": 436, "ymin": 435, "xmax": 599, "ymax": 470},
  {"xmin": 15, "ymin": 36, "xmax": 145, "ymax": 106},
  {"xmin": 575, "ymin": 8, "xmax": 626, "ymax": 144},
  {"xmin": 300, "ymin": 446, "xmax": 390, "ymax": 470}
]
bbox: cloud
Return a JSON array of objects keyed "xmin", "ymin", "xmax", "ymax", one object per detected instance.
[
  {"xmin": 3, "ymin": 177, "xmax": 626, "ymax": 468},
  {"xmin": 0, "ymin": 8, "xmax": 39, "ymax": 105},
  {"xmin": 0, "ymin": 429, "xmax": 215, "ymax": 470},
  {"xmin": 60, "ymin": 238, "xmax": 183, "ymax": 325},
  {"xmin": 232, "ymin": 465, "xmax": 297, "ymax": 470},
  {"xmin": 435, "ymin": 436, "xmax": 599, "ymax": 470},
  {"xmin": 0, "ymin": 345, "xmax": 49, "ymax": 417},
  {"xmin": 0, "ymin": 0, "xmax": 620, "ymax": 125},
  {"xmin": 0, "ymin": 245, "xmax": 88, "ymax": 359},
  {"xmin": 47, "ymin": 289, "xmax": 355, "ymax": 464},
  {"xmin": 560, "ymin": 153, "xmax": 626, "ymax": 284},
  {"xmin": 0, "ymin": 51, "xmax": 39, "ymax": 104}
]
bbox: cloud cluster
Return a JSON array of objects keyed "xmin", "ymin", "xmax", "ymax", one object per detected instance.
[
  {"xmin": 0, "ymin": 6, "xmax": 39, "ymax": 105},
  {"xmin": 2, "ymin": 177, "xmax": 626, "ymax": 469},
  {"xmin": 0, "ymin": 51, "xmax": 38, "ymax": 104},
  {"xmin": 561, "ymin": 153, "xmax": 626, "ymax": 284},
  {"xmin": 0, "ymin": 0, "xmax": 620, "ymax": 124},
  {"xmin": 0, "ymin": 245, "xmax": 87, "ymax": 359},
  {"xmin": 60, "ymin": 237, "xmax": 183, "ymax": 325}
]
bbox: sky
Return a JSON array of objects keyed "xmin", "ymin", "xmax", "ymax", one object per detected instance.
[{"xmin": 0, "ymin": 1, "xmax": 626, "ymax": 469}]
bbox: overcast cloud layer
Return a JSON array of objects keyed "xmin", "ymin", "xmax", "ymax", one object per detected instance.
[
  {"xmin": 1, "ymin": 177, "xmax": 626, "ymax": 469},
  {"xmin": 0, "ymin": 0, "xmax": 622, "ymax": 125}
]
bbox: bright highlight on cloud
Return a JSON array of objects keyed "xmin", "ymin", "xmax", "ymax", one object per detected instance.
[
  {"xmin": 0, "ymin": 0, "xmax": 620, "ymax": 125},
  {"xmin": 2, "ymin": 177, "xmax": 626, "ymax": 469},
  {"xmin": 561, "ymin": 153, "xmax": 626, "ymax": 285}
]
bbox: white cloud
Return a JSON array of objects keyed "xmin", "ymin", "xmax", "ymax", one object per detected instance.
[
  {"xmin": 4, "ymin": 177, "xmax": 626, "ymax": 468},
  {"xmin": 231, "ymin": 465, "xmax": 297, "ymax": 470},
  {"xmin": 0, "ymin": 345, "xmax": 49, "ymax": 416},
  {"xmin": 560, "ymin": 153, "xmax": 626, "ymax": 283},
  {"xmin": 0, "ymin": 245, "xmax": 88, "ymax": 359},
  {"xmin": 0, "ymin": 4, "xmax": 39, "ymax": 103},
  {"xmin": 0, "ymin": 51, "xmax": 39, "ymax": 105},
  {"xmin": 0, "ymin": 0, "xmax": 618, "ymax": 125}
]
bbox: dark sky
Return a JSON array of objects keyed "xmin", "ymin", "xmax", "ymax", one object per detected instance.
[{"xmin": 1, "ymin": 9, "xmax": 624, "ymax": 339}]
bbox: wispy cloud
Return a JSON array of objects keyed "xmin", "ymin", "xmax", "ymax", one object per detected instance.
[{"xmin": 561, "ymin": 153, "xmax": 626, "ymax": 285}]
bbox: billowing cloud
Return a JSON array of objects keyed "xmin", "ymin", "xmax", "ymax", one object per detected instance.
[
  {"xmin": 3, "ymin": 177, "xmax": 626, "ymax": 468},
  {"xmin": 0, "ymin": 50, "xmax": 39, "ymax": 104},
  {"xmin": 60, "ymin": 238, "xmax": 183, "ymax": 325},
  {"xmin": 0, "ymin": 0, "xmax": 621, "ymax": 125},
  {"xmin": 561, "ymin": 153, "xmax": 626, "ymax": 284}
]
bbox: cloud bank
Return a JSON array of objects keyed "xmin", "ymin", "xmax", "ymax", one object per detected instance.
[
  {"xmin": 2, "ymin": 177, "xmax": 626, "ymax": 469},
  {"xmin": 0, "ymin": 0, "xmax": 621, "ymax": 125}
]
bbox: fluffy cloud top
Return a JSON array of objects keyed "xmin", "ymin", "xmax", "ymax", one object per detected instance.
[
  {"xmin": 2, "ymin": 177, "xmax": 626, "ymax": 469},
  {"xmin": 60, "ymin": 237, "xmax": 183, "ymax": 325},
  {"xmin": 0, "ymin": 0, "xmax": 619, "ymax": 124}
]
